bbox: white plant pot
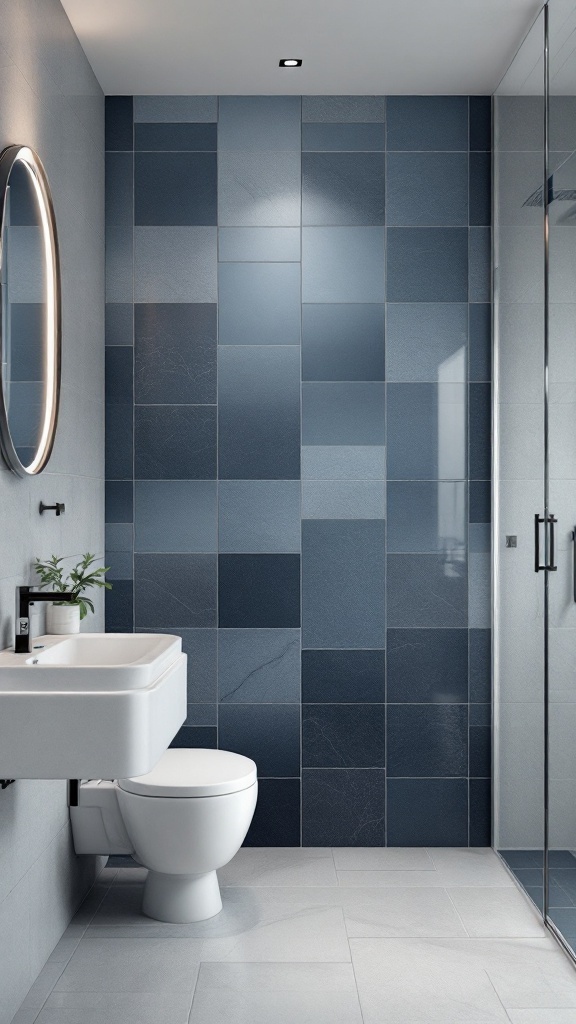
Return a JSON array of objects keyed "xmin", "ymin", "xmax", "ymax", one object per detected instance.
[{"xmin": 46, "ymin": 603, "xmax": 81, "ymax": 635}]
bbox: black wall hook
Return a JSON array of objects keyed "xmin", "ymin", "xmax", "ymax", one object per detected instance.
[
  {"xmin": 0, "ymin": 780, "xmax": 15, "ymax": 790},
  {"xmin": 39, "ymin": 502, "xmax": 65, "ymax": 516}
]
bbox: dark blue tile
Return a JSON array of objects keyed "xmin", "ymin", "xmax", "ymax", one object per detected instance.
[
  {"xmin": 106, "ymin": 481, "xmax": 133, "ymax": 523},
  {"xmin": 218, "ymin": 228, "xmax": 300, "ymax": 262},
  {"xmin": 386, "ymin": 303, "xmax": 467, "ymax": 383},
  {"xmin": 134, "ymin": 554, "xmax": 217, "ymax": 627},
  {"xmin": 218, "ymin": 629, "xmax": 301, "ymax": 703},
  {"xmin": 302, "ymin": 123, "xmax": 386, "ymax": 151},
  {"xmin": 302, "ymin": 520, "xmax": 386, "ymax": 649},
  {"xmin": 469, "ymin": 481, "xmax": 491, "ymax": 524},
  {"xmin": 387, "ymin": 554, "xmax": 467, "ymax": 627},
  {"xmin": 302, "ymin": 152, "xmax": 385, "ymax": 226},
  {"xmin": 550, "ymin": 851, "xmax": 576, "ymax": 869},
  {"xmin": 302, "ymin": 304, "xmax": 385, "ymax": 382},
  {"xmin": 135, "ymin": 122, "xmax": 217, "ymax": 151},
  {"xmin": 302, "ymin": 650, "xmax": 386, "ymax": 703},
  {"xmin": 218, "ymin": 554, "xmax": 301, "ymax": 628},
  {"xmin": 105, "ymin": 579, "xmax": 133, "ymax": 632},
  {"xmin": 387, "ymin": 153, "xmax": 468, "ymax": 226},
  {"xmin": 106, "ymin": 152, "xmax": 133, "ymax": 227},
  {"xmin": 469, "ymin": 383, "xmax": 491, "ymax": 480},
  {"xmin": 184, "ymin": 705, "xmax": 217, "ymax": 727},
  {"xmin": 470, "ymin": 725, "xmax": 491, "ymax": 777},
  {"xmin": 469, "ymin": 153, "xmax": 491, "ymax": 226},
  {"xmin": 135, "ymin": 303, "xmax": 216, "ymax": 404},
  {"xmin": 469, "ymin": 304, "xmax": 491, "ymax": 382},
  {"xmin": 469, "ymin": 97, "xmax": 492, "ymax": 151},
  {"xmin": 218, "ymin": 263, "xmax": 301, "ymax": 346},
  {"xmin": 469, "ymin": 779, "xmax": 491, "ymax": 846},
  {"xmin": 524, "ymin": 887, "xmax": 545, "ymax": 912},
  {"xmin": 135, "ymin": 480, "xmax": 217, "ymax": 553},
  {"xmin": 10, "ymin": 304, "xmax": 43, "ymax": 380},
  {"xmin": 105, "ymin": 348, "xmax": 133, "ymax": 480},
  {"xmin": 302, "ymin": 769, "xmax": 386, "ymax": 845},
  {"xmin": 470, "ymin": 703, "xmax": 490, "ymax": 727},
  {"xmin": 387, "ymin": 628, "xmax": 468, "ymax": 703},
  {"xmin": 134, "ymin": 96, "xmax": 217, "ymax": 122},
  {"xmin": 139, "ymin": 627, "xmax": 217, "ymax": 703},
  {"xmin": 302, "ymin": 704, "xmax": 385, "ymax": 768},
  {"xmin": 302, "ymin": 227, "xmax": 385, "ymax": 303},
  {"xmin": 500, "ymin": 850, "xmax": 543, "ymax": 871},
  {"xmin": 388, "ymin": 704, "xmax": 468, "ymax": 777},
  {"xmin": 387, "ymin": 383, "xmax": 467, "ymax": 480},
  {"xmin": 135, "ymin": 152, "xmax": 217, "ymax": 226},
  {"xmin": 170, "ymin": 727, "xmax": 217, "ymax": 749},
  {"xmin": 106, "ymin": 346, "xmax": 133, "ymax": 402},
  {"xmin": 386, "ymin": 97, "xmax": 468, "ymax": 151},
  {"xmin": 387, "ymin": 778, "xmax": 468, "ymax": 845},
  {"xmin": 387, "ymin": 481, "xmax": 466, "ymax": 553},
  {"xmin": 469, "ymin": 227, "xmax": 491, "ymax": 302},
  {"xmin": 514, "ymin": 869, "xmax": 547, "ymax": 889},
  {"xmin": 547, "ymin": 908, "xmax": 576, "ymax": 947},
  {"xmin": 218, "ymin": 704, "xmax": 300, "ymax": 776},
  {"xmin": 387, "ymin": 228, "xmax": 468, "ymax": 302},
  {"xmin": 302, "ymin": 383, "xmax": 385, "ymax": 445},
  {"xmin": 106, "ymin": 303, "xmax": 133, "ymax": 347},
  {"xmin": 218, "ymin": 347, "xmax": 300, "ymax": 480},
  {"xmin": 106, "ymin": 223, "xmax": 133, "ymax": 303},
  {"xmin": 244, "ymin": 779, "xmax": 301, "ymax": 846},
  {"xmin": 106, "ymin": 96, "xmax": 133, "ymax": 151},
  {"xmin": 135, "ymin": 405, "xmax": 217, "ymax": 480}
]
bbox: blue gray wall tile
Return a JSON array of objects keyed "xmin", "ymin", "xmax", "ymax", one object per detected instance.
[
  {"xmin": 386, "ymin": 303, "xmax": 467, "ymax": 383},
  {"xmin": 302, "ymin": 303, "xmax": 385, "ymax": 382},
  {"xmin": 134, "ymin": 554, "xmax": 217, "ymax": 628},
  {"xmin": 387, "ymin": 554, "xmax": 468, "ymax": 628},
  {"xmin": 301, "ymin": 480, "xmax": 386, "ymax": 519},
  {"xmin": 386, "ymin": 96, "xmax": 468, "ymax": 151},
  {"xmin": 302, "ymin": 96, "xmax": 386, "ymax": 123},
  {"xmin": 302, "ymin": 704, "xmax": 386, "ymax": 768},
  {"xmin": 302, "ymin": 122, "xmax": 386, "ymax": 151},
  {"xmin": 218, "ymin": 262, "xmax": 301, "ymax": 345},
  {"xmin": 387, "ymin": 704, "xmax": 468, "ymax": 776},
  {"xmin": 302, "ymin": 650, "xmax": 386, "ymax": 703},
  {"xmin": 219, "ymin": 704, "xmax": 301, "ymax": 777},
  {"xmin": 301, "ymin": 445, "xmax": 386, "ymax": 480},
  {"xmin": 302, "ymin": 382, "xmax": 385, "ymax": 445},
  {"xmin": 135, "ymin": 405, "xmax": 217, "ymax": 479},
  {"xmin": 135, "ymin": 122, "xmax": 217, "ymax": 151},
  {"xmin": 302, "ymin": 152, "xmax": 385, "ymax": 225},
  {"xmin": 135, "ymin": 480, "xmax": 217, "ymax": 553},
  {"xmin": 387, "ymin": 628, "xmax": 468, "ymax": 703},
  {"xmin": 387, "ymin": 481, "xmax": 466, "ymax": 553},
  {"xmin": 218, "ymin": 554, "xmax": 301, "ymax": 628},
  {"xmin": 302, "ymin": 226, "xmax": 385, "ymax": 302},
  {"xmin": 386, "ymin": 227, "xmax": 469, "ymax": 302},
  {"xmin": 135, "ymin": 303, "xmax": 217, "ymax": 404},
  {"xmin": 218, "ymin": 481, "xmax": 301, "ymax": 553},
  {"xmin": 134, "ymin": 226, "xmax": 217, "ymax": 302},
  {"xmin": 387, "ymin": 383, "xmax": 467, "ymax": 480},
  {"xmin": 387, "ymin": 778, "xmax": 469, "ymax": 846},
  {"xmin": 135, "ymin": 152, "xmax": 217, "ymax": 225},
  {"xmin": 218, "ymin": 227, "xmax": 300, "ymax": 262},
  {"xmin": 302, "ymin": 769, "xmax": 386, "ymax": 845},
  {"xmin": 386, "ymin": 152, "xmax": 468, "ymax": 226},
  {"xmin": 218, "ymin": 629, "xmax": 301, "ymax": 703}
]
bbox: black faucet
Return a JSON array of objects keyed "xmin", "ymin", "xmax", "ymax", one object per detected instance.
[{"xmin": 15, "ymin": 586, "xmax": 77, "ymax": 654}]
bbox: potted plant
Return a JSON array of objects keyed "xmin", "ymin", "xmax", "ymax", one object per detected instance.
[{"xmin": 34, "ymin": 553, "xmax": 112, "ymax": 634}]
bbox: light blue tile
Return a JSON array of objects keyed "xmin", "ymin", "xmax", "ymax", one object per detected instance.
[
  {"xmin": 301, "ymin": 480, "xmax": 386, "ymax": 519},
  {"xmin": 218, "ymin": 96, "xmax": 301, "ymax": 149},
  {"xmin": 469, "ymin": 227, "xmax": 491, "ymax": 302},
  {"xmin": 134, "ymin": 96, "xmax": 217, "ymax": 122},
  {"xmin": 302, "ymin": 123, "xmax": 386, "ymax": 151},
  {"xmin": 218, "ymin": 481, "xmax": 301, "ymax": 552},
  {"xmin": 302, "ymin": 96, "xmax": 386, "ymax": 123},
  {"xmin": 386, "ymin": 152, "xmax": 468, "ymax": 226},
  {"xmin": 387, "ymin": 383, "xmax": 467, "ymax": 480},
  {"xmin": 302, "ymin": 227, "xmax": 385, "ymax": 303},
  {"xmin": 218, "ymin": 628, "xmax": 301, "ymax": 702},
  {"xmin": 302, "ymin": 382, "xmax": 385, "ymax": 445},
  {"xmin": 301, "ymin": 446, "xmax": 386, "ymax": 480},
  {"xmin": 218, "ymin": 263, "xmax": 301, "ymax": 345},
  {"xmin": 469, "ymin": 552, "xmax": 491, "ymax": 627},
  {"xmin": 218, "ymin": 150, "xmax": 301, "ymax": 227},
  {"xmin": 134, "ymin": 227, "xmax": 217, "ymax": 302},
  {"xmin": 134, "ymin": 481, "xmax": 217, "ymax": 553},
  {"xmin": 218, "ymin": 228, "xmax": 300, "ymax": 261},
  {"xmin": 387, "ymin": 481, "xmax": 466, "ymax": 553},
  {"xmin": 105, "ymin": 524, "xmax": 132, "ymax": 551},
  {"xmin": 470, "ymin": 522, "xmax": 491, "ymax": 552},
  {"xmin": 386, "ymin": 96, "xmax": 468, "ymax": 151},
  {"xmin": 386, "ymin": 228, "xmax": 468, "ymax": 302},
  {"xmin": 386, "ymin": 303, "xmax": 467, "ymax": 382}
]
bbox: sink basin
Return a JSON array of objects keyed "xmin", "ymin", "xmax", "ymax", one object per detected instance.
[{"xmin": 0, "ymin": 633, "xmax": 187, "ymax": 779}]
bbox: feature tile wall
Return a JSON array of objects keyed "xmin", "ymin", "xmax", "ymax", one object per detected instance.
[{"xmin": 105, "ymin": 94, "xmax": 492, "ymax": 847}]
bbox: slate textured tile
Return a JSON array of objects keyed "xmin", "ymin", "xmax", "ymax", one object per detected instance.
[
  {"xmin": 218, "ymin": 347, "xmax": 300, "ymax": 479},
  {"xmin": 387, "ymin": 628, "xmax": 468, "ymax": 703},
  {"xmin": 302, "ymin": 520, "xmax": 386, "ymax": 649},
  {"xmin": 469, "ymin": 152, "xmax": 491, "ymax": 226},
  {"xmin": 469, "ymin": 629, "xmax": 491, "ymax": 703},
  {"xmin": 218, "ymin": 554, "xmax": 301, "ymax": 628},
  {"xmin": 386, "ymin": 228, "xmax": 468, "ymax": 302},
  {"xmin": 170, "ymin": 726, "xmax": 217, "ymax": 749},
  {"xmin": 218, "ymin": 628, "xmax": 301, "ymax": 703},
  {"xmin": 387, "ymin": 383, "xmax": 466, "ymax": 480},
  {"xmin": 302, "ymin": 303, "xmax": 385, "ymax": 381},
  {"xmin": 134, "ymin": 95, "xmax": 217, "ymax": 122},
  {"xmin": 105, "ymin": 580, "xmax": 133, "ymax": 632},
  {"xmin": 218, "ymin": 704, "xmax": 301, "ymax": 776},
  {"xmin": 469, "ymin": 552, "xmax": 491, "ymax": 629},
  {"xmin": 302, "ymin": 769, "xmax": 386, "ymax": 845},
  {"xmin": 218, "ymin": 481, "xmax": 301, "ymax": 553},
  {"xmin": 244, "ymin": 779, "xmax": 301, "ymax": 846},
  {"xmin": 302, "ymin": 383, "xmax": 385, "ymax": 445},
  {"xmin": 387, "ymin": 704, "xmax": 468, "ymax": 777},
  {"xmin": 185, "ymin": 704, "xmax": 217, "ymax": 726},
  {"xmin": 106, "ymin": 224, "xmax": 133, "ymax": 303},
  {"xmin": 135, "ymin": 303, "xmax": 216, "ymax": 404},
  {"xmin": 105, "ymin": 152, "xmax": 133, "ymax": 227},
  {"xmin": 469, "ymin": 481, "xmax": 491, "ymax": 522},
  {"xmin": 469, "ymin": 303, "xmax": 492, "ymax": 382},
  {"xmin": 134, "ymin": 554, "xmax": 217, "ymax": 628},
  {"xmin": 387, "ymin": 554, "xmax": 468, "ymax": 627},
  {"xmin": 469, "ymin": 383, "xmax": 492, "ymax": 479},
  {"xmin": 218, "ymin": 262, "xmax": 301, "ymax": 345},
  {"xmin": 302, "ymin": 96, "xmax": 387, "ymax": 123},
  {"xmin": 469, "ymin": 227, "xmax": 491, "ymax": 302},
  {"xmin": 218, "ymin": 227, "xmax": 300, "ymax": 262},
  {"xmin": 219, "ymin": 95, "xmax": 301, "ymax": 149},
  {"xmin": 105, "ymin": 550, "xmax": 133, "ymax": 581},
  {"xmin": 302, "ymin": 650, "xmax": 386, "ymax": 703},
  {"xmin": 135, "ymin": 122, "xmax": 217, "ymax": 151},
  {"xmin": 139, "ymin": 627, "xmax": 218, "ymax": 703},
  {"xmin": 134, "ymin": 226, "xmax": 217, "ymax": 302},
  {"xmin": 106, "ymin": 303, "xmax": 133, "ymax": 347},
  {"xmin": 106, "ymin": 523, "xmax": 133, "ymax": 552},
  {"xmin": 469, "ymin": 97, "xmax": 492, "ymax": 151},
  {"xmin": 469, "ymin": 778, "xmax": 491, "ymax": 846},
  {"xmin": 105, "ymin": 347, "xmax": 133, "ymax": 480},
  {"xmin": 302, "ymin": 152, "xmax": 385, "ymax": 226},
  {"xmin": 105, "ymin": 96, "xmax": 133, "ymax": 150},
  {"xmin": 301, "ymin": 480, "xmax": 386, "ymax": 519},
  {"xmin": 387, "ymin": 481, "xmax": 466, "ymax": 553},
  {"xmin": 302, "ymin": 123, "xmax": 386, "ymax": 151},
  {"xmin": 469, "ymin": 522, "xmax": 490, "ymax": 553},
  {"xmin": 302, "ymin": 704, "xmax": 386, "ymax": 768},
  {"xmin": 386, "ymin": 303, "xmax": 467, "ymax": 383},
  {"xmin": 302, "ymin": 227, "xmax": 385, "ymax": 303},
  {"xmin": 469, "ymin": 726, "xmax": 491, "ymax": 778},
  {"xmin": 301, "ymin": 446, "xmax": 386, "ymax": 480},
  {"xmin": 218, "ymin": 150, "xmax": 302, "ymax": 226},
  {"xmin": 386, "ymin": 96, "xmax": 468, "ymax": 151},
  {"xmin": 135, "ymin": 152, "xmax": 217, "ymax": 226},
  {"xmin": 387, "ymin": 778, "xmax": 469, "ymax": 846},
  {"xmin": 105, "ymin": 481, "xmax": 133, "ymax": 523},
  {"xmin": 386, "ymin": 153, "xmax": 468, "ymax": 226},
  {"xmin": 135, "ymin": 406, "xmax": 217, "ymax": 480},
  {"xmin": 135, "ymin": 480, "xmax": 217, "ymax": 553}
]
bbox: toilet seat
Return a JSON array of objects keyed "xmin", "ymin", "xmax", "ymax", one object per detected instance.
[{"xmin": 118, "ymin": 747, "xmax": 257, "ymax": 799}]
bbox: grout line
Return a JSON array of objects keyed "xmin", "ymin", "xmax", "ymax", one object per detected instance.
[{"xmin": 444, "ymin": 885, "xmax": 472, "ymax": 937}]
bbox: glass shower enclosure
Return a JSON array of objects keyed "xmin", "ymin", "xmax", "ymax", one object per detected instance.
[{"xmin": 494, "ymin": 0, "xmax": 576, "ymax": 958}]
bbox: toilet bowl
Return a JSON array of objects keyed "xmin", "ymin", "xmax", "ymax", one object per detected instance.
[{"xmin": 70, "ymin": 748, "xmax": 257, "ymax": 923}]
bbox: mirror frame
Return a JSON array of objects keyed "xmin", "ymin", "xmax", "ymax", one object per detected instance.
[{"xmin": 0, "ymin": 144, "xmax": 61, "ymax": 477}]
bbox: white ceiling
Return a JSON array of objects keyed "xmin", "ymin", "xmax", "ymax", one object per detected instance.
[{"xmin": 61, "ymin": 0, "xmax": 542, "ymax": 96}]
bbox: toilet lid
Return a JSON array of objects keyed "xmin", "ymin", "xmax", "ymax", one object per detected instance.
[{"xmin": 118, "ymin": 748, "xmax": 257, "ymax": 798}]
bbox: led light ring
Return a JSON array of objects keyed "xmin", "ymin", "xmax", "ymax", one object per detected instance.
[{"xmin": 0, "ymin": 145, "xmax": 61, "ymax": 477}]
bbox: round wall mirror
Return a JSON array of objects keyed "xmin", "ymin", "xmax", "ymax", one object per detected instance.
[{"xmin": 0, "ymin": 145, "xmax": 61, "ymax": 477}]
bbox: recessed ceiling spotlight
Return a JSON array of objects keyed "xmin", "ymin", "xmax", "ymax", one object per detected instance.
[{"xmin": 279, "ymin": 59, "xmax": 302, "ymax": 67}]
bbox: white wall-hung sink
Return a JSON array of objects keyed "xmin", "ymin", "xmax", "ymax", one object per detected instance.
[{"xmin": 0, "ymin": 633, "xmax": 187, "ymax": 779}]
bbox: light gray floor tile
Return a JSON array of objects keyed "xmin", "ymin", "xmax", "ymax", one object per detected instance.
[
  {"xmin": 333, "ymin": 847, "xmax": 435, "ymax": 871},
  {"xmin": 36, "ymin": 992, "xmax": 193, "ymax": 1024},
  {"xmin": 189, "ymin": 963, "xmax": 363, "ymax": 1024},
  {"xmin": 53, "ymin": 937, "xmax": 201, "ymax": 993},
  {"xmin": 109, "ymin": 868, "xmax": 147, "ymax": 885},
  {"xmin": 47, "ymin": 934, "xmax": 83, "ymax": 964},
  {"xmin": 447, "ymin": 887, "xmax": 547, "ymax": 938},
  {"xmin": 344, "ymin": 887, "xmax": 467, "ymax": 938},
  {"xmin": 10, "ymin": 1010, "xmax": 40, "ymax": 1024},
  {"xmin": 507, "ymin": 1013, "xmax": 576, "ymax": 1023},
  {"xmin": 487, "ymin": 957, "xmax": 576, "ymax": 1009},
  {"xmin": 198, "ymin": 904, "xmax": 350, "ymax": 963},
  {"xmin": 219, "ymin": 847, "xmax": 337, "ymax": 887},
  {"xmin": 426, "ymin": 848, "xmax": 516, "ymax": 886},
  {"xmin": 337, "ymin": 869, "xmax": 481, "ymax": 887},
  {"xmin": 21, "ymin": 964, "xmax": 66, "ymax": 1009}
]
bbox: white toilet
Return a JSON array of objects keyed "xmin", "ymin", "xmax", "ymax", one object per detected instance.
[{"xmin": 70, "ymin": 747, "xmax": 257, "ymax": 923}]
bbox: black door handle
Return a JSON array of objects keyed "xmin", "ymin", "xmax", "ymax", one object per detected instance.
[{"xmin": 534, "ymin": 513, "xmax": 558, "ymax": 572}]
